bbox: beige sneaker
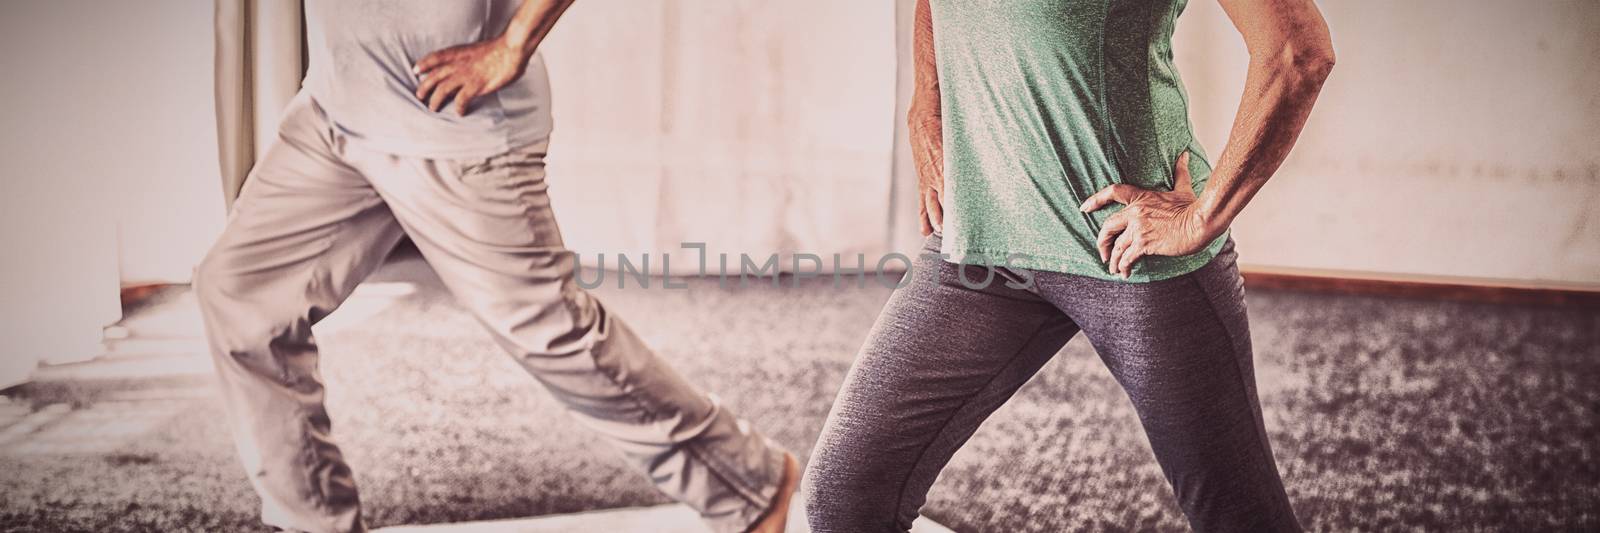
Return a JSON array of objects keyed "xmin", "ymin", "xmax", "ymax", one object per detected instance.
[{"xmin": 746, "ymin": 453, "xmax": 800, "ymax": 533}]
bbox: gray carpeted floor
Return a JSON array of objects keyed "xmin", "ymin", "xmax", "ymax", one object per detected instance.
[{"xmin": 2, "ymin": 247, "xmax": 1597, "ymax": 532}]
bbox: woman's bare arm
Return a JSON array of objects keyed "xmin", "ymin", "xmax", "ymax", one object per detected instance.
[
  {"xmin": 1081, "ymin": 0, "xmax": 1336, "ymax": 277},
  {"xmin": 909, "ymin": 0, "xmax": 946, "ymax": 235},
  {"xmin": 1197, "ymin": 0, "xmax": 1336, "ymax": 235}
]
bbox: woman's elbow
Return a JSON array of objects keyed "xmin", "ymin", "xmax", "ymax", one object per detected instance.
[
  {"xmin": 1287, "ymin": 34, "xmax": 1336, "ymax": 82},
  {"xmin": 1263, "ymin": 39, "xmax": 1336, "ymax": 85},
  {"xmin": 1297, "ymin": 44, "xmax": 1336, "ymax": 82}
]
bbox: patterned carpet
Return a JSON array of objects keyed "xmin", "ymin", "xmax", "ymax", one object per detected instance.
[{"xmin": 2, "ymin": 247, "xmax": 1596, "ymax": 532}]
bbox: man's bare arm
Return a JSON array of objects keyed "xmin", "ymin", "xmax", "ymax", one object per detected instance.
[
  {"xmin": 413, "ymin": 0, "xmax": 577, "ymax": 115},
  {"xmin": 909, "ymin": 0, "xmax": 946, "ymax": 235},
  {"xmin": 500, "ymin": 0, "xmax": 578, "ymax": 58}
]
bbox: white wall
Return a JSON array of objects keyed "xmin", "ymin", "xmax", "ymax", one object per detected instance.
[
  {"xmin": 0, "ymin": 0, "xmax": 222, "ymax": 286},
  {"xmin": 3, "ymin": 1, "xmax": 1593, "ymax": 356},
  {"xmin": 1173, "ymin": 1, "xmax": 1600, "ymax": 285},
  {"xmin": 0, "ymin": 0, "xmax": 222, "ymax": 383},
  {"xmin": 540, "ymin": 0, "xmax": 900, "ymax": 274}
]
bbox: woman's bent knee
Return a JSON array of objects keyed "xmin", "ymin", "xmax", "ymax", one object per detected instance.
[{"xmin": 802, "ymin": 455, "xmax": 905, "ymax": 532}]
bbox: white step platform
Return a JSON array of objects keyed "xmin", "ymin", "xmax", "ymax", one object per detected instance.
[{"xmin": 375, "ymin": 501, "xmax": 955, "ymax": 533}]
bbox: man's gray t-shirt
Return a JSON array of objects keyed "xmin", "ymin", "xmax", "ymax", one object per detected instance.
[{"xmin": 303, "ymin": 0, "xmax": 553, "ymax": 158}]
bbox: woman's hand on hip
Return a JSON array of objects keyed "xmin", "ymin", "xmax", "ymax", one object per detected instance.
[
  {"xmin": 909, "ymin": 111, "xmax": 945, "ymax": 236},
  {"xmin": 1079, "ymin": 152, "xmax": 1221, "ymax": 278}
]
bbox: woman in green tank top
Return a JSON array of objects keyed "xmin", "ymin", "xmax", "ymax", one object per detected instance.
[{"xmin": 805, "ymin": 1, "xmax": 1336, "ymax": 531}]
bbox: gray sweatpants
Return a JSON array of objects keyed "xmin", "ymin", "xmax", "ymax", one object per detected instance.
[
  {"xmin": 195, "ymin": 92, "xmax": 784, "ymax": 533},
  {"xmin": 803, "ymin": 234, "xmax": 1299, "ymax": 532}
]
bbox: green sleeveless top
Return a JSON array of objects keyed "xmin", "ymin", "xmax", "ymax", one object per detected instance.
[{"xmin": 930, "ymin": 0, "xmax": 1227, "ymax": 282}]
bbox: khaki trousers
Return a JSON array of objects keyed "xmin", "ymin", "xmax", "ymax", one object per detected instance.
[{"xmin": 195, "ymin": 92, "xmax": 783, "ymax": 533}]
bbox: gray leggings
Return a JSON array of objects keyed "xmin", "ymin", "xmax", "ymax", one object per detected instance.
[{"xmin": 803, "ymin": 235, "xmax": 1299, "ymax": 532}]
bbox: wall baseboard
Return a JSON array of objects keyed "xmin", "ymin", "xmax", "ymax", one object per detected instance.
[
  {"xmin": 119, "ymin": 269, "xmax": 1600, "ymax": 309},
  {"xmin": 1239, "ymin": 265, "xmax": 1600, "ymax": 308}
]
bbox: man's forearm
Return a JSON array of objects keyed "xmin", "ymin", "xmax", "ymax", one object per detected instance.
[
  {"xmin": 501, "ymin": 0, "xmax": 577, "ymax": 57},
  {"xmin": 908, "ymin": 0, "xmax": 940, "ymax": 121}
]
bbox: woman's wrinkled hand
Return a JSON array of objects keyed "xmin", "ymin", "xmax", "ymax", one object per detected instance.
[
  {"xmin": 909, "ymin": 110, "xmax": 945, "ymax": 236},
  {"xmin": 1079, "ymin": 152, "xmax": 1220, "ymax": 278}
]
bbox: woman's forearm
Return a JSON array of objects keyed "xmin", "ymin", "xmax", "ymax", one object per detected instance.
[
  {"xmin": 1195, "ymin": 0, "xmax": 1336, "ymax": 234},
  {"xmin": 908, "ymin": 0, "xmax": 940, "ymax": 123},
  {"xmin": 907, "ymin": 0, "xmax": 948, "ymax": 234},
  {"xmin": 502, "ymin": 0, "xmax": 577, "ymax": 57}
]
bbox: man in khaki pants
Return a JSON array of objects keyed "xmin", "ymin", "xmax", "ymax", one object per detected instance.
[{"xmin": 195, "ymin": 1, "xmax": 797, "ymax": 532}]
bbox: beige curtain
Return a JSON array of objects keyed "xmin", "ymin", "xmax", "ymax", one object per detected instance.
[{"xmin": 214, "ymin": 0, "xmax": 305, "ymax": 208}]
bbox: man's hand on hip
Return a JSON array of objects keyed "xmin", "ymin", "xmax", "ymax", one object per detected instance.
[{"xmin": 413, "ymin": 36, "xmax": 528, "ymax": 116}]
